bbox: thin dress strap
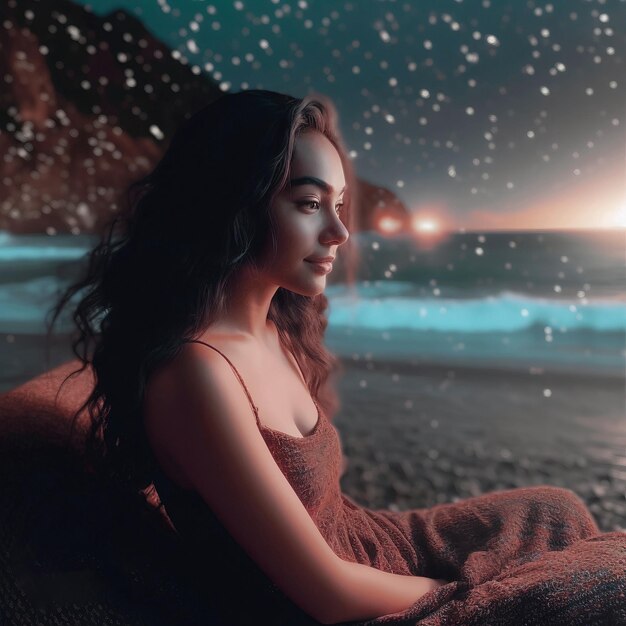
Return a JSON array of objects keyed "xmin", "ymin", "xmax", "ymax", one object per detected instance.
[{"xmin": 183, "ymin": 339, "xmax": 262, "ymax": 427}]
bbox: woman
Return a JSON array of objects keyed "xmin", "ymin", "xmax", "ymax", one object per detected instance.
[{"xmin": 48, "ymin": 90, "xmax": 625, "ymax": 625}]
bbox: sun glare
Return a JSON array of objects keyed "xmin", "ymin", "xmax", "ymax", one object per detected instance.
[
  {"xmin": 612, "ymin": 206, "xmax": 626, "ymax": 228},
  {"xmin": 415, "ymin": 219, "xmax": 439, "ymax": 233},
  {"xmin": 410, "ymin": 212, "xmax": 444, "ymax": 235},
  {"xmin": 377, "ymin": 214, "xmax": 404, "ymax": 235}
]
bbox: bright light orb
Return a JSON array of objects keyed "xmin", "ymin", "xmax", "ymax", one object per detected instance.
[
  {"xmin": 410, "ymin": 214, "xmax": 440, "ymax": 234},
  {"xmin": 417, "ymin": 219, "xmax": 438, "ymax": 232},
  {"xmin": 377, "ymin": 214, "xmax": 404, "ymax": 234}
]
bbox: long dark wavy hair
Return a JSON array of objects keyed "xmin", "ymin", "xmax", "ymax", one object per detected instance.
[{"xmin": 45, "ymin": 89, "xmax": 360, "ymax": 493}]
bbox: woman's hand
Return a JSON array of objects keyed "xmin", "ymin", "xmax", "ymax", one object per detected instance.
[
  {"xmin": 329, "ymin": 563, "xmax": 453, "ymax": 624},
  {"xmin": 413, "ymin": 576, "xmax": 450, "ymax": 599}
]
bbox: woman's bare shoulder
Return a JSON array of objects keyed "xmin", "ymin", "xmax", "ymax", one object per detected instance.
[
  {"xmin": 150, "ymin": 334, "xmax": 245, "ymax": 383},
  {"xmin": 145, "ymin": 341, "xmax": 221, "ymax": 412}
]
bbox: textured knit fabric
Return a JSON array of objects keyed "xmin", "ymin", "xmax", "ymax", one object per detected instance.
[
  {"xmin": 0, "ymin": 362, "xmax": 224, "ymax": 625},
  {"xmin": 151, "ymin": 340, "xmax": 626, "ymax": 625}
]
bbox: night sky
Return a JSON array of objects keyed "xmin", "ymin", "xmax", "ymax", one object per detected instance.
[{"xmin": 74, "ymin": 0, "xmax": 625, "ymax": 231}]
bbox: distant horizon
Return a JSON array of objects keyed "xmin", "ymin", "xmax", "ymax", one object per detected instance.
[
  {"xmin": 367, "ymin": 225, "xmax": 626, "ymax": 237},
  {"xmin": 452, "ymin": 226, "xmax": 626, "ymax": 234}
]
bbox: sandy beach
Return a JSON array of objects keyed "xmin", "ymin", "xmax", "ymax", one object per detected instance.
[
  {"xmin": 334, "ymin": 356, "xmax": 626, "ymax": 533},
  {"xmin": 2, "ymin": 331, "xmax": 625, "ymax": 533}
]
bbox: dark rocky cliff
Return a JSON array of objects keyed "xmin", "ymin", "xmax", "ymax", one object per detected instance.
[{"xmin": 1, "ymin": 0, "xmax": 409, "ymax": 235}]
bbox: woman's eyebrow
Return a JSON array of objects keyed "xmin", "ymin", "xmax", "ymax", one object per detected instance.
[{"xmin": 289, "ymin": 176, "xmax": 347, "ymax": 195}]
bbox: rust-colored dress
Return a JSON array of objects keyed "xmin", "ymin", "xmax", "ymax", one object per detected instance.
[{"xmin": 151, "ymin": 340, "xmax": 626, "ymax": 626}]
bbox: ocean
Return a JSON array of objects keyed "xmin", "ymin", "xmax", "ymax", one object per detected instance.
[{"xmin": 1, "ymin": 229, "xmax": 624, "ymax": 376}]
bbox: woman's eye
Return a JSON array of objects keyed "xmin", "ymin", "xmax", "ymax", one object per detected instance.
[{"xmin": 298, "ymin": 200, "xmax": 344, "ymax": 214}]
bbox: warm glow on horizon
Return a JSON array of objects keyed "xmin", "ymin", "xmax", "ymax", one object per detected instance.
[
  {"xmin": 375, "ymin": 163, "xmax": 624, "ymax": 235},
  {"xmin": 462, "ymin": 161, "xmax": 625, "ymax": 231},
  {"xmin": 466, "ymin": 197, "xmax": 626, "ymax": 231},
  {"xmin": 606, "ymin": 205, "xmax": 626, "ymax": 229}
]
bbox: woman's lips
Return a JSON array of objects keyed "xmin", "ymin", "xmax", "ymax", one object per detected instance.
[{"xmin": 305, "ymin": 260, "xmax": 333, "ymax": 273}]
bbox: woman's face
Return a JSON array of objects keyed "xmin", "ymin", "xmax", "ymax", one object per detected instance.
[{"xmin": 261, "ymin": 130, "xmax": 350, "ymax": 295}]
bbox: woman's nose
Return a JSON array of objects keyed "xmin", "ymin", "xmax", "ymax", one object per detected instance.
[{"xmin": 322, "ymin": 213, "xmax": 349, "ymax": 246}]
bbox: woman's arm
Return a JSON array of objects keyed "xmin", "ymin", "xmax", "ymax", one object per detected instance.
[
  {"xmin": 144, "ymin": 345, "xmax": 447, "ymax": 624},
  {"xmin": 327, "ymin": 562, "xmax": 448, "ymax": 624}
]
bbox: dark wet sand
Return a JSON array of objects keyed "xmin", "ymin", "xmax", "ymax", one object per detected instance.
[
  {"xmin": 2, "ymin": 332, "xmax": 625, "ymax": 533},
  {"xmin": 334, "ymin": 356, "xmax": 626, "ymax": 533}
]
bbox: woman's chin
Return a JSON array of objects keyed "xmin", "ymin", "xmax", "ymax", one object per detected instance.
[{"xmin": 288, "ymin": 279, "xmax": 326, "ymax": 297}]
